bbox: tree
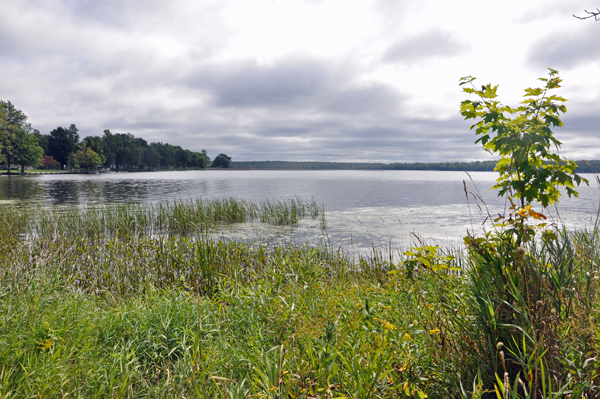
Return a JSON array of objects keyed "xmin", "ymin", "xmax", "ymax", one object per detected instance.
[
  {"xmin": 48, "ymin": 124, "xmax": 80, "ymax": 170},
  {"xmin": 459, "ymin": 69, "xmax": 587, "ymax": 211},
  {"xmin": 42, "ymin": 155, "xmax": 59, "ymax": 169},
  {"xmin": 13, "ymin": 128, "xmax": 44, "ymax": 173},
  {"xmin": 0, "ymin": 106, "xmax": 7, "ymax": 164},
  {"xmin": 211, "ymin": 153, "xmax": 232, "ymax": 168},
  {"xmin": 142, "ymin": 145, "xmax": 161, "ymax": 170},
  {"xmin": 196, "ymin": 149, "xmax": 210, "ymax": 169},
  {"xmin": 152, "ymin": 142, "xmax": 176, "ymax": 169},
  {"xmin": 33, "ymin": 129, "xmax": 49, "ymax": 155},
  {"xmin": 106, "ymin": 132, "xmax": 146, "ymax": 170},
  {"xmin": 573, "ymin": 8, "xmax": 600, "ymax": 20},
  {"xmin": 74, "ymin": 143, "xmax": 102, "ymax": 171},
  {"xmin": 175, "ymin": 147, "xmax": 190, "ymax": 169},
  {"xmin": 101, "ymin": 129, "xmax": 117, "ymax": 168},
  {"xmin": 0, "ymin": 101, "xmax": 29, "ymax": 173},
  {"xmin": 82, "ymin": 135, "xmax": 106, "ymax": 165}
]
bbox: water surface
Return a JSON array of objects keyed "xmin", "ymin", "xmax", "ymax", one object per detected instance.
[{"xmin": 2, "ymin": 170, "xmax": 598, "ymax": 252}]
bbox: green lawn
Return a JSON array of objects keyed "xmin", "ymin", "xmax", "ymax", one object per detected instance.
[{"xmin": 0, "ymin": 168, "xmax": 67, "ymax": 174}]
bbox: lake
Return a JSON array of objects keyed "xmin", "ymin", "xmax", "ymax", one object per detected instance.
[{"xmin": 1, "ymin": 170, "xmax": 598, "ymax": 254}]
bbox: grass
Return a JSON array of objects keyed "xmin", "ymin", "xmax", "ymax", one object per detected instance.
[
  {"xmin": 0, "ymin": 197, "xmax": 323, "ymax": 240},
  {"xmin": 0, "ymin": 200, "xmax": 599, "ymax": 398},
  {"xmin": 0, "ymin": 169, "xmax": 68, "ymax": 174}
]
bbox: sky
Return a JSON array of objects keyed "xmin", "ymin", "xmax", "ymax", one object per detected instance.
[{"xmin": 1, "ymin": 0, "xmax": 599, "ymax": 163}]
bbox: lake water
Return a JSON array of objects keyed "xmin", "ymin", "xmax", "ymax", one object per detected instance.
[{"xmin": 1, "ymin": 170, "xmax": 599, "ymax": 254}]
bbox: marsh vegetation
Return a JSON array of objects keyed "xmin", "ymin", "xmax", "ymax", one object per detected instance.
[{"xmin": 1, "ymin": 197, "xmax": 600, "ymax": 398}]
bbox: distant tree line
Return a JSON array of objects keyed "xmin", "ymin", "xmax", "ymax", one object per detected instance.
[
  {"xmin": 232, "ymin": 160, "xmax": 600, "ymax": 173},
  {"xmin": 1, "ymin": 100, "xmax": 232, "ymax": 173},
  {"xmin": 231, "ymin": 160, "xmax": 499, "ymax": 171}
]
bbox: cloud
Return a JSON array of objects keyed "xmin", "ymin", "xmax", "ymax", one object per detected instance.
[
  {"xmin": 323, "ymin": 84, "xmax": 405, "ymax": 115},
  {"xmin": 515, "ymin": 2, "xmax": 588, "ymax": 23},
  {"xmin": 383, "ymin": 29, "xmax": 468, "ymax": 66},
  {"xmin": 1, "ymin": 0, "xmax": 599, "ymax": 164},
  {"xmin": 187, "ymin": 58, "xmax": 337, "ymax": 108},
  {"xmin": 528, "ymin": 25, "xmax": 600, "ymax": 69},
  {"xmin": 180, "ymin": 56, "xmax": 405, "ymax": 116}
]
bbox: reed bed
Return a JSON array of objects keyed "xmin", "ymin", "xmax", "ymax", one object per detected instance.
[
  {"xmin": 0, "ymin": 197, "xmax": 322, "ymax": 241},
  {"xmin": 1, "ymin": 203, "xmax": 600, "ymax": 398}
]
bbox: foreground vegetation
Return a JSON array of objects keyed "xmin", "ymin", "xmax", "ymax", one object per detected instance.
[{"xmin": 1, "ymin": 199, "xmax": 599, "ymax": 398}]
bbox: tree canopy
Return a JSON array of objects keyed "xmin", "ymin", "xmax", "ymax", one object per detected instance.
[
  {"xmin": 49, "ymin": 124, "xmax": 80, "ymax": 170},
  {"xmin": 212, "ymin": 153, "xmax": 232, "ymax": 168},
  {"xmin": 0, "ymin": 101, "xmax": 43, "ymax": 173},
  {"xmin": 74, "ymin": 143, "xmax": 102, "ymax": 171}
]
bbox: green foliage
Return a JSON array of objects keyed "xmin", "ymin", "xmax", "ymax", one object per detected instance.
[
  {"xmin": 142, "ymin": 145, "xmax": 161, "ymax": 170},
  {"xmin": 459, "ymin": 69, "xmax": 587, "ymax": 208},
  {"xmin": 74, "ymin": 142, "xmax": 102, "ymax": 170},
  {"xmin": 2, "ymin": 201, "xmax": 600, "ymax": 397},
  {"xmin": 13, "ymin": 122, "xmax": 44, "ymax": 173},
  {"xmin": 232, "ymin": 160, "xmax": 499, "ymax": 171},
  {"xmin": 458, "ymin": 70, "xmax": 599, "ymax": 397},
  {"xmin": 48, "ymin": 124, "xmax": 80, "ymax": 170},
  {"xmin": 403, "ymin": 244, "xmax": 457, "ymax": 279},
  {"xmin": 0, "ymin": 100, "xmax": 32, "ymax": 171},
  {"xmin": 212, "ymin": 153, "xmax": 232, "ymax": 168},
  {"xmin": 0, "ymin": 106, "xmax": 7, "ymax": 163}
]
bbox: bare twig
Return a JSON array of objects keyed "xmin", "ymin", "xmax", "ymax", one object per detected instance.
[{"xmin": 573, "ymin": 8, "xmax": 600, "ymax": 21}]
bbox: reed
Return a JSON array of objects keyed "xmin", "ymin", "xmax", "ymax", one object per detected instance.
[
  {"xmin": 0, "ymin": 197, "xmax": 321, "ymax": 241},
  {"xmin": 1, "ymin": 202, "xmax": 599, "ymax": 398}
]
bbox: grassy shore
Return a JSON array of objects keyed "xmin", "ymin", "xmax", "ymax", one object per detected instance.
[
  {"xmin": 1, "ymin": 200, "xmax": 599, "ymax": 398},
  {"xmin": 0, "ymin": 169, "xmax": 69, "ymax": 174}
]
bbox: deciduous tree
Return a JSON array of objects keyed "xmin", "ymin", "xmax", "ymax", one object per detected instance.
[
  {"xmin": 13, "ymin": 128, "xmax": 44, "ymax": 173},
  {"xmin": 175, "ymin": 147, "xmax": 190, "ymax": 169},
  {"xmin": 74, "ymin": 143, "xmax": 102, "ymax": 171},
  {"xmin": 142, "ymin": 145, "xmax": 161, "ymax": 170},
  {"xmin": 42, "ymin": 155, "xmax": 59, "ymax": 169},
  {"xmin": 48, "ymin": 124, "xmax": 80, "ymax": 170},
  {"xmin": 0, "ymin": 101, "xmax": 29, "ymax": 173},
  {"xmin": 211, "ymin": 153, "xmax": 232, "ymax": 168},
  {"xmin": 459, "ymin": 69, "xmax": 587, "ymax": 210}
]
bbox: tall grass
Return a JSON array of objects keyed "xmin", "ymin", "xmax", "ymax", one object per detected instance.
[
  {"xmin": 1, "ymin": 202, "xmax": 599, "ymax": 397},
  {"xmin": 0, "ymin": 197, "xmax": 322, "ymax": 241}
]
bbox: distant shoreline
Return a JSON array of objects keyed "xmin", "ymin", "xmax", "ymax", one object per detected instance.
[
  {"xmin": 3, "ymin": 159, "xmax": 598, "ymax": 175},
  {"xmin": 231, "ymin": 160, "xmax": 600, "ymax": 173}
]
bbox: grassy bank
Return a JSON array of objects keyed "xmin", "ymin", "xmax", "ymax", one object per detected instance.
[
  {"xmin": 1, "ymin": 201, "xmax": 599, "ymax": 398},
  {"xmin": 0, "ymin": 169, "xmax": 69, "ymax": 174}
]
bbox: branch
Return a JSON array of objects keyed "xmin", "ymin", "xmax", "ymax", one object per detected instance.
[{"xmin": 573, "ymin": 8, "xmax": 600, "ymax": 21}]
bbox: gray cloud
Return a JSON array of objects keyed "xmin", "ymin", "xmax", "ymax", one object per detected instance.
[
  {"xmin": 383, "ymin": 30, "xmax": 468, "ymax": 65},
  {"xmin": 187, "ymin": 58, "xmax": 338, "ymax": 108},
  {"xmin": 1, "ymin": 0, "xmax": 598, "ymax": 164},
  {"xmin": 180, "ymin": 57, "xmax": 405, "ymax": 117},
  {"xmin": 528, "ymin": 25, "xmax": 600, "ymax": 69}
]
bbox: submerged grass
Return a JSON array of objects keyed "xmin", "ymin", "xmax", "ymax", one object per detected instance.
[{"xmin": 1, "ymin": 201, "xmax": 600, "ymax": 397}]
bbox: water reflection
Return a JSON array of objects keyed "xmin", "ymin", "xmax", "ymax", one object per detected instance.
[{"xmin": 1, "ymin": 170, "xmax": 598, "ymax": 253}]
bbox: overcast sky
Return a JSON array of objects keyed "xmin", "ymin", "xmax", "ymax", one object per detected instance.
[{"xmin": 1, "ymin": 0, "xmax": 599, "ymax": 162}]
